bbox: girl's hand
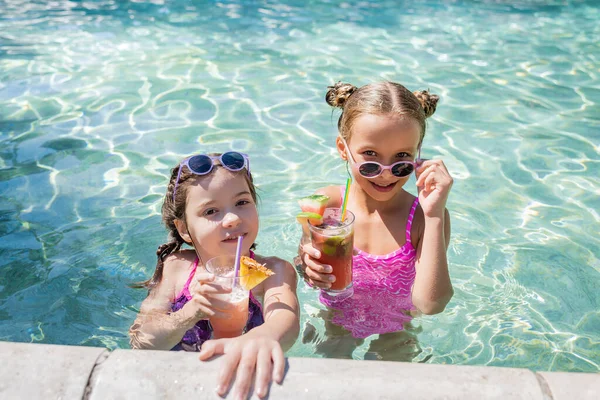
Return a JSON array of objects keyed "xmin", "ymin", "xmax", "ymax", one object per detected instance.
[
  {"xmin": 184, "ymin": 272, "xmax": 235, "ymax": 321},
  {"xmin": 415, "ymin": 159, "xmax": 453, "ymax": 218},
  {"xmin": 298, "ymin": 243, "xmax": 334, "ymax": 289},
  {"xmin": 198, "ymin": 332, "xmax": 285, "ymax": 399}
]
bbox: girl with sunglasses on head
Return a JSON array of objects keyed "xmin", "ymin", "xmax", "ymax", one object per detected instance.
[
  {"xmin": 297, "ymin": 81, "xmax": 454, "ymax": 357},
  {"xmin": 130, "ymin": 152, "xmax": 299, "ymax": 399}
]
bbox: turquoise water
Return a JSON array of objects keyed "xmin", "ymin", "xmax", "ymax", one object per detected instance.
[{"xmin": 1, "ymin": 0, "xmax": 599, "ymax": 372}]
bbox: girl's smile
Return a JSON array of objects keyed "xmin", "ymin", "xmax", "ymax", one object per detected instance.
[{"xmin": 370, "ymin": 181, "xmax": 397, "ymax": 192}]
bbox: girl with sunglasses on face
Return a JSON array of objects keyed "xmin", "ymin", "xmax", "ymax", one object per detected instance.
[
  {"xmin": 298, "ymin": 81, "xmax": 454, "ymax": 356},
  {"xmin": 130, "ymin": 152, "xmax": 299, "ymax": 399}
]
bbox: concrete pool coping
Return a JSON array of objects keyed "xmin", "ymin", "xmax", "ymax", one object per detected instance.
[{"xmin": 0, "ymin": 341, "xmax": 597, "ymax": 399}]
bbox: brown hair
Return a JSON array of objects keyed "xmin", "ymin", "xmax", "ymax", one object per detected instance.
[
  {"xmin": 132, "ymin": 153, "xmax": 258, "ymax": 290},
  {"xmin": 325, "ymin": 81, "xmax": 439, "ymax": 145}
]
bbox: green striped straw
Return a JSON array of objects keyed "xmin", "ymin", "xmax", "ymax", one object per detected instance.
[{"xmin": 341, "ymin": 177, "xmax": 351, "ymax": 222}]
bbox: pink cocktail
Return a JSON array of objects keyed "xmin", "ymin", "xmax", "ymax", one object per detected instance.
[{"xmin": 204, "ymin": 255, "xmax": 249, "ymax": 339}]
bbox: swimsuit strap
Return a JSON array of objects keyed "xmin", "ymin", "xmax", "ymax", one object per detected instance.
[
  {"xmin": 405, "ymin": 198, "xmax": 419, "ymax": 243},
  {"xmin": 181, "ymin": 257, "xmax": 200, "ymax": 300}
]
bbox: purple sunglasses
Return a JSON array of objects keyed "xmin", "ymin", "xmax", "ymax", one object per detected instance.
[
  {"xmin": 172, "ymin": 152, "xmax": 250, "ymax": 201},
  {"xmin": 341, "ymin": 137, "xmax": 421, "ymax": 179}
]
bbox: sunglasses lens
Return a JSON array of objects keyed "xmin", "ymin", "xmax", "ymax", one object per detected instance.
[
  {"xmin": 392, "ymin": 163, "xmax": 414, "ymax": 177},
  {"xmin": 187, "ymin": 155, "xmax": 213, "ymax": 174},
  {"xmin": 358, "ymin": 163, "xmax": 381, "ymax": 178},
  {"xmin": 221, "ymin": 152, "xmax": 246, "ymax": 170}
]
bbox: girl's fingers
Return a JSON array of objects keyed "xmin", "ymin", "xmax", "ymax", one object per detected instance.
[
  {"xmin": 195, "ymin": 303, "xmax": 230, "ymax": 319},
  {"xmin": 305, "ymin": 274, "xmax": 332, "ymax": 289},
  {"xmin": 271, "ymin": 345, "xmax": 285, "ymax": 384},
  {"xmin": 233, "ymin": 351, "xmax": 257, "ymax": 400},
  {"xmin": 195, "ymin": 272, "xmax": 215, "ymax": 284},
  {"xmin": 198, "ymin": 338, "xmax": 226, "ymax": 361},
  {"xmin": 301, "ymin": 243, "xmax": 321, "ymax": 259},
  {"xmin": 415, "ymin": 159, "xmax": 434, "ymax": 172},
  {"xmin": 304, "ymin": 267, "xmax": 334, "ymax": 284},
  {"xmin": 415, "ymin": 164, "xmax": 436, "ymax": 187},
  {"xmin": 303, "ymin": 254, "xmax": 332, "ymax": 274},
  {"xmin": 254, "ymin": 348, "xmax": 273, "ymax": 398},
  {"xmin": 304, "ymin": 256, "xmax": 334, "ymax": 284},
  {"xmin": 196, "ymin": 282, "xmax": 232, "ymax": 295},
  {"xmin": 216, "ymin": 349, "xmax": 241, "ymax": 397},
  {"xmin": 424, "ymin": 173, "xmax": 437, "ymax": 192}
]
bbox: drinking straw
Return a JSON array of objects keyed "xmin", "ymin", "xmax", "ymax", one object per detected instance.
[
  {"xmin": 341, "ymin": 177, "xmax": 351, "ymax": 222},
  {"xmin": 233, "ymin": 235, "xmax": 244, "ymax": 277}
]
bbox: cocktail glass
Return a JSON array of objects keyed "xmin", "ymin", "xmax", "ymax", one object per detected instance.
[
  {"xmin": 204, "ymin": 255, "xmax": 249, "ymax": 339},
  {"xmin": 308, "ymin": 208, "xmax": 355, "ymax": 299}
]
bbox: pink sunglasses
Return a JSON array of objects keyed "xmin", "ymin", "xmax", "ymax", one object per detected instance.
[{"xmin": 341, "ymin": 137, "xmax": 421, "ymax": 179}]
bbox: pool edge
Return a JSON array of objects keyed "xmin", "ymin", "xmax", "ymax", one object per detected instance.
[{"xmin": 0, "ymin": 341, "xmax": 597, "ymax": 399}]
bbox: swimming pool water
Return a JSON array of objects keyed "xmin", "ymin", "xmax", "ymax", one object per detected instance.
[{"xmin": 1, "ymin": 0, "xmax": 599, "ymax": 372}]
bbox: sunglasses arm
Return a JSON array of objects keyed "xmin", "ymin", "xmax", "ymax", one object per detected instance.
[{"xmin": 172, "ymin": 164, "xmax": 184, "ymax": 202}]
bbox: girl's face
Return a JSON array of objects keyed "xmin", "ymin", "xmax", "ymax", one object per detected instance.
[
  {"xmin": 337, "ymin": 113, "xmax": 422, "ymax": 201},
  {"xmin": 176, "ymin": 167, "xmax": 259, "ymax": 261}
]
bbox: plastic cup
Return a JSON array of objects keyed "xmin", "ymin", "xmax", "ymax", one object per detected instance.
[{"xmin": 204, "ymin": 255, "xmax": 249, "ymax": 339}]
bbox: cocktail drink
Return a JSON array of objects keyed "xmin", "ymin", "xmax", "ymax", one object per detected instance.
[
  {"xmin": 204, "ymin": 255, "xmax": 249, "ymax": 339},
  {"xmin": 308, "ymin": 208, "xmax": 355, "ymax": 297}
]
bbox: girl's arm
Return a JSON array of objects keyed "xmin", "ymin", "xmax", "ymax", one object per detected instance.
[
  {"xmin": 412, "ymin": 207, "xmax": 453, "ymax": 315},
  {"xmin": 198, "ymin": 257, "xmax": 300, "ymax": 399},
  {"xmin": 247, "ymin": 257, "xmax": 300, "ymax": 349},
  {"xmin": 412, "ymin": 159, "xmax": 454, "ymax": 315},
  {"xmin": 129, "ymin": 257, "xmax": 230, "ymax": 350},
  {"xmin": 129, "ymin": 257, "xmax": 197, "ymax": 350}
]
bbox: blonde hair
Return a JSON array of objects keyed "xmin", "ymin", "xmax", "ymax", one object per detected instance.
[{"xmin": 326, "ymin": 81, "xmax": 439, "ymax": 146}]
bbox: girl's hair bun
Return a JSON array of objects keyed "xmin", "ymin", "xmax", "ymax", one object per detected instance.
[
  {"xmin": 326, "ymin": 81, "xmax": 358, "ymax": 109},
  {"xmin": 413, "ymin": 89, "xmax": 439, "ymax": 118}
]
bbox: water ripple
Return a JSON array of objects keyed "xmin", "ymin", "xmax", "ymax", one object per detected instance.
[{"xmin": 0, "ymin": 0, "xmax": 599, "ymax": 371}]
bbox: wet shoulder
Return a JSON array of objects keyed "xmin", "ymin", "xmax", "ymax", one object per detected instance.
[
  {"xmin": 162, "ymin": 249, "xmax": 197, "ymax": 297},
  {"xmin": 252, "ymin": 254, "xmax": 297, "ymax": 295}
]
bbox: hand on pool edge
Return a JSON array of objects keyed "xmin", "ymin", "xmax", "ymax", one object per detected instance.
[{"xmin": 199, "ymin": 332, "xmax": 285, "ymax": 399}]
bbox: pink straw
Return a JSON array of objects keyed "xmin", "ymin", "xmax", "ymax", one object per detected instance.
[{"xmin": 233, "ymin": 235, "xmax": 244, "ymax": 277}]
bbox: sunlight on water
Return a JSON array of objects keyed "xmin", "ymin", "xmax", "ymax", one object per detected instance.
[{"xmin": 0, "ymin": 0, "xmax": 599, "ymax": 372}]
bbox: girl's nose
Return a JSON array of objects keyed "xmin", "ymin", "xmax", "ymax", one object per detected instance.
[
  {"xmin": 222, "ymin": 211, "xmax": 242, "ymax": 228},
  {"xmin": 381, "ymin": 167, "xmax": 394, "ymax": 179}
]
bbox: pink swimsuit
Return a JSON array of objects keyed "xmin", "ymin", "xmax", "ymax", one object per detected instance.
[{"xmin": 319, "ymin": 190, "xmax": 419, "ymax": 338}]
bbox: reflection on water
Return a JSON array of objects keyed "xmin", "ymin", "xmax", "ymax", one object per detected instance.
[
  {"xmin": 302, "ymin": 308, "xmax": 423, "ymax": 362},
  {"xmin": 0, "ymin": 0, "xmax": 599, "ymax": 372}
]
